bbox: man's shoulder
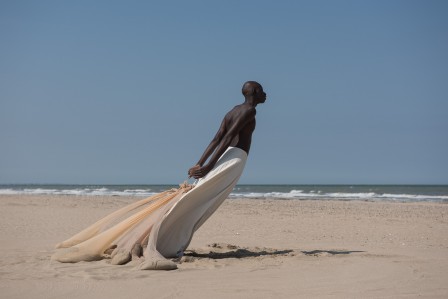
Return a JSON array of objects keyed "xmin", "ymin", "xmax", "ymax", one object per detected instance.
[
  {"xmin": 243, "ymin": 106, "xmax": 256, "ymax": 117},
  {"xmin": 225, "ymin": 104, "xmax": 256, "ymax": 123},
  {"xmin": 234, "ymin": 104, "xmax": 256, "ymax": 115}
]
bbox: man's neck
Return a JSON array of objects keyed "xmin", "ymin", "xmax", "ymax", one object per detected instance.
[{"xmin": 243, "ymin": 97, "xmax": 258, "ymax": 108}]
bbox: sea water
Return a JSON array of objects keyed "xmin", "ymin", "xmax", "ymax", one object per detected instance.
[{"xmin": 0, "ymin": 184, "xmax": 447, "ymax": 203}]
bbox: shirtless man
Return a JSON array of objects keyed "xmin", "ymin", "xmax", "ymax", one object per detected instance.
[{"xmin": 188, "ymin": 81, "xmax": 267, "ymax": 179}]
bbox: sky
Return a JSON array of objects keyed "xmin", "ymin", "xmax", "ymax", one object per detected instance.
[{"xmin": 1, "ymin": 0, "xmax": 447, "ymax": 185}]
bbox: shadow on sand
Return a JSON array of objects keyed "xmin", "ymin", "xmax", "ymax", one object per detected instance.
[
  {"xmin": 301, "ymin": 249, "xmax": 365, "ymax": 256},
  {"xmin": 184, "ymin": 247, "xmax": 293, "ymax": 260},
  {"xmin": 183, "ymin": 244, "xmax": 364, "ymax": 260}
]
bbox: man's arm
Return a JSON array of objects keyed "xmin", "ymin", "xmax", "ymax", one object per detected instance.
[
  {"xmin": 188, "ymin": 108, "xmax": 255, "ymax": 179},
  {"xmin": 195, "ymin": 118, "xmax": 227, "ymax": 168}
]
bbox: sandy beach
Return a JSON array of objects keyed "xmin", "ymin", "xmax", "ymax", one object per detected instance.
[{"xmin": 0, "ymin": 194, "xmax": 447, "ymax": 298}]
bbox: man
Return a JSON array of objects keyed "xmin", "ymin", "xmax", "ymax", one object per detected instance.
[
  {"xmin": 52, "ymin": 81, "xmax": 267, "ymax": 270},
  {"xmin": 188, "ymin": 81, "xmax": 267, "ymax": 179},
  {"xmin": 145, "ymin": 81, "xmax": 268, "ymax": 267}
]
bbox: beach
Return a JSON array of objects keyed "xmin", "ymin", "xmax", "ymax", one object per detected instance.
[{"xmin": 1, "ymin": 194, "xmax": 447, "ymax": 298}]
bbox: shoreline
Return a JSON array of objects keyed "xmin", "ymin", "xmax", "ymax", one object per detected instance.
[
  {"xmin": 2, "ymin": 193, "xmax": 448, "ymax": 204},
  {"xmin": 2, "ymin": 184, "xmax": 447, "ymax": 203},
  {"xmin": 1, "ymin": 195, "xmax": 447, "ymax": 298}
]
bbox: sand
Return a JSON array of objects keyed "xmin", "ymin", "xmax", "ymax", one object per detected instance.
[{"xmin": 0, "ymin": 194, "xmax": 447, "ymax": 298}]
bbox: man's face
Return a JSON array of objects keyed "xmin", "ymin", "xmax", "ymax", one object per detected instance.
[{"xmin": 254, "ymin": 85, "xmax": 267, "ymax": 103}]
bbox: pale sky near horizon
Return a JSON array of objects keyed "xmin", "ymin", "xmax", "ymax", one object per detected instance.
[{"xmin": 1, "ymin": 0, "xmax": 447, "ymax": 184}]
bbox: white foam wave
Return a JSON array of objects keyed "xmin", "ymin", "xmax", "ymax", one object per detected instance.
[
  {"xmin": 229, "ymin": 190, "xmax": 448, "ymax": 202},
  {"xmin": 1, "ymin": 188, "xmax": 447, "ymax": 202},
  {"xmin": 0, "ymin": 188, "xmax": 156, "ymax": 197}
]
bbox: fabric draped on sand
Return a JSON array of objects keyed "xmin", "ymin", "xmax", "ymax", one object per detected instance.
[{"xmin": 52, "ymin": 147, "xmax": 247, "ymax": 270}]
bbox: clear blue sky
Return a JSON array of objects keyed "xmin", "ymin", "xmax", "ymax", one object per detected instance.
[{"xmin": 1, "ymin": 0, "xmax": 447, "ymax": 184}]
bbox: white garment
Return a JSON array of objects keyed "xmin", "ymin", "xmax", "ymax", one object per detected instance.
[
  {"xmin": 156, "ymin": 146, "xmax": 247, "ymax": 257},
  {"xmin": 52, "ymin": 147, "xmax": 247, "ymax": 265}
]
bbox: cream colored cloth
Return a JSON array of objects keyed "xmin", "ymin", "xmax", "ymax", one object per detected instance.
[
  {"xmin": 52, "ymin": 147, "xmax": 247, "ymax": 268},
  {"xmin": 156, "ymin": 146, "xmax": 247, "ymax": 258}
]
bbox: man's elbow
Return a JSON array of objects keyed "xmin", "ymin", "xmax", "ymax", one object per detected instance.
[{"xmin": 211, "ymin": 135, "xmax": 222, "ymax": 144}]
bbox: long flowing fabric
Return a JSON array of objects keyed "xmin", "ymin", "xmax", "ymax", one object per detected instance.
[{"xmin": 52, "ymin": 147, "xmax": 247, "ymax": 269}]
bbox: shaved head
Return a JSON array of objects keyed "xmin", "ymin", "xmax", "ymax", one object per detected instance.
[{"xmin": 242, "ymin": 81, "xmax": 261, "ymax": 97}]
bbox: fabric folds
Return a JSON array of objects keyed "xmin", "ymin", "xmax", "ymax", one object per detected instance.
[{"xmin": 52, "ymin": 147, "xmax": 247, "ymax": 269}]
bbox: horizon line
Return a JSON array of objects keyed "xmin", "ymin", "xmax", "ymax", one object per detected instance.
[{"xmin": 1, "ymin": 182, "xmax": 447, "ymax": 186}]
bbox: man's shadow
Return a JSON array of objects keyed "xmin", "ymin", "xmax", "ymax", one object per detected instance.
[
  {"xmin": 301, "ymin": 250, "xmax": 365, "ymax": 256},
  {"xmin": 184, "ymin": 247, "xmax": 365, "ymax": 260},
  {"xmin": 184, "ymin": 248, "xmax": 294, "ymax": 259}
]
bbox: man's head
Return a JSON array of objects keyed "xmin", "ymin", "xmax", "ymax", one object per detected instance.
[{"xmin": 242, "ymin": 81, "xmax": 266, "ymax": 104}]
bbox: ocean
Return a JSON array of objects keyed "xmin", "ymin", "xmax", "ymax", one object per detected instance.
[{"xmin": 0, "ymin": 184, "xmax": 447, "ymax": 203}]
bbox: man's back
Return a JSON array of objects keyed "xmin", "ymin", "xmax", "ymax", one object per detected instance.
[{"xmin": 223, "ymin": 104, "xmax": 257, "ymax": 154}]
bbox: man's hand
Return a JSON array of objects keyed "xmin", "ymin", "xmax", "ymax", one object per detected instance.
[{"xmin": 188, "ymin": 164, "xmax": 212, "ymax": 179}]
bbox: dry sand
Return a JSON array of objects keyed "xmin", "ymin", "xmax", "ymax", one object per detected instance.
[{"xmin": 0, "ymin": 194, "xmax": 447, "ymax": 298}]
